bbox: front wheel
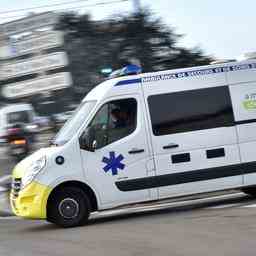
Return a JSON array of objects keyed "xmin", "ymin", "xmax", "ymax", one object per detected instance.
[{"xmin": 47, "ymin": 187, "xmax": 91, "ymax": 228}]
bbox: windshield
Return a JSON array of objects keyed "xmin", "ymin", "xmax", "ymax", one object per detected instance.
[
  {"xmin": 54, "ymin": 101, "xmax": 96, "ymax": 145},
  {"xmin": 7, "ymin": 111, "xmax": 32, "ymax": 124}
]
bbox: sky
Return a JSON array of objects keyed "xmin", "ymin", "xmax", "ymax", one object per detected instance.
[{"xmin": 0, "ymin": 0, "xmax": 255, "ymax": 59}]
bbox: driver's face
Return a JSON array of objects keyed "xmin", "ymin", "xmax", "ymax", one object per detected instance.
[
  {"xmin": 111, "ymin": 111, "xmax": 127, "ymax": 121},
  {"xmin": 111, "ymin": 112, "xmax": 119, "ymax": 122}
]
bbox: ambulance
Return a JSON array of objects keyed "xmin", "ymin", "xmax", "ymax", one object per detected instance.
[{"xmin": 10, "ymin": 59, "xmax": 256, "ymax": 227}]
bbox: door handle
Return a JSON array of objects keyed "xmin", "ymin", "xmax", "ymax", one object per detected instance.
[
  {"xmin": 163, "ymin": 143, "xmax": 179, "ymax": 149},
  {"xmin": 128, "ymin": 148, "xmax": 145, "ymax": 154}
]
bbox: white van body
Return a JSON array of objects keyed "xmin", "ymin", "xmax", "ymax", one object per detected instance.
[
  {"xmin": 0, "ymin": 103, "xmax": 35, "ymax": 140},
  {"xmin": 10, "ymin": 59, "xmax": 256, "ymax": 226}
]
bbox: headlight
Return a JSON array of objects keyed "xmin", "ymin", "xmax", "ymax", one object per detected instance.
[{"xmin": 22, "ymin": 156, "xmax": 46, "ymax": 189}]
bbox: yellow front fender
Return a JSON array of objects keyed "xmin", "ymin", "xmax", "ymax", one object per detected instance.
[{"xmin": 10, "ymin": 181, "xmax": 52, "ymax": 219}]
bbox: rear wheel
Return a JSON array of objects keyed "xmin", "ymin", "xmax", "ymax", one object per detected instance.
[
  {"xmin": 47, "ymin": 187, "xmax": 91, "ymax": 228},
  {"xmin": 242, "ymin": 187, "xmax": 256, "ymax": 197}
]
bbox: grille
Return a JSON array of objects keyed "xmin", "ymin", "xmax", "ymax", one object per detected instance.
[{"xmin": 12, "ymin": 178, "xmax": 21, "ymax": 197}]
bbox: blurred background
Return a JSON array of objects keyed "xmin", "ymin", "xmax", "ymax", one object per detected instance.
[{"xmin": 0, "ymin": 0, "xmax": 255, "ymax": 189}]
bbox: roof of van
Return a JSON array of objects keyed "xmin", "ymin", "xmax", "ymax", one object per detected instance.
[
  {"xmin": 84, "ymin": 59, "xmax": 256, "ymax": 101},
  {"xmin": 139, "ymin": 59, "xmax": 254, "ymax": 83}
]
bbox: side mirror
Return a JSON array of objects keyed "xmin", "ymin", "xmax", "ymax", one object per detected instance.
[
  {"xmin": 92, "ymin": 140, "xmax": 98, "ymax": 151},
  {"xmin": 79, "ymin": 127, "xmax": 96, "ymax": 152}
]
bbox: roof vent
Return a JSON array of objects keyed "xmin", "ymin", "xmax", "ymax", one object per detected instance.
[{"xmin": 109, "ymin": 64, "xmax": 142, "ymax": 79}]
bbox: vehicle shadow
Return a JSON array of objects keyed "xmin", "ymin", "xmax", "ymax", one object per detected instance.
[
  {"xmin": 20, "ymin": 193, "xmax": 255, "ymax": 232},
  {"xmin": 88, "ymin": 193, "xmax": 254, "ymax": 226}
]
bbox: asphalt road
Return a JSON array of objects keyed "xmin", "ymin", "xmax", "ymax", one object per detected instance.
[
  {"xmin": 1, "ymin": 132, "xmax": 256, "ymax": 255},
  {"xmin": 0, "ymin": 192, "xmax": 256, "ymax": 256}
]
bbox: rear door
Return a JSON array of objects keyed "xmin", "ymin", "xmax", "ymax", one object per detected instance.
[
  {"xmin": 229, "ymin": 82, "xmax": 256, "ymax": 187},
  {"xmin": 146, "ymin": 86, "xmax": 242, "ymax": 199}
]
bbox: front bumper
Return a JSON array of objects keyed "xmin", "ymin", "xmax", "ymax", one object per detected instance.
[{"xmin": 10, "ymin": 181, "xmax": 51, "ymax": 219}]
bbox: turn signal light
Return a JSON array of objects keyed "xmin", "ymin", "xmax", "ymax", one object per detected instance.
[{"xmin": 12, "ymin": 140, "xmax": 26, "ymax": 145}]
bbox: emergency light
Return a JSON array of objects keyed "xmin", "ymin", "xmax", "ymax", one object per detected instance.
[{"xmin": 109, "ymin": 64, "xmax": 142, "ymax": 79}]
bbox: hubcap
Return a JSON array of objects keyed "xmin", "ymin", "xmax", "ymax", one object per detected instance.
[{"xmin": 58, "ymin": 198, "xmax": 79, "ymax": 219}]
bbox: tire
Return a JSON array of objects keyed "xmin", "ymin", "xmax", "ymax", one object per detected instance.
[
  {"xmin": 242, "ymin": 187, "xmax": 256, "ymax": 197},
  {"xmin": 47, "ymin": 187, "xmax": 91, "ymax": 228}
]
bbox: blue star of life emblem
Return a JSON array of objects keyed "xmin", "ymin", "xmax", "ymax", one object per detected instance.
[{"xmin": 102, "ymin": 151, "xmax": 125, "ymax": 176}]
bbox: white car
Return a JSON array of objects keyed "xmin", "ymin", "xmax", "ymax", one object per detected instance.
[{"xmin": 0, "ymin": 103, "xmax": 35, "ymax": 142}]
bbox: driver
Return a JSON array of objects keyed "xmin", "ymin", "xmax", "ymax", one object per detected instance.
[
  {"xmin": 111, "ymin": 108, "xmax": 130, "ymax": 128},
  {"xmin": 109, "ymin": 108, "xmax": 134, "ymax": 143}
]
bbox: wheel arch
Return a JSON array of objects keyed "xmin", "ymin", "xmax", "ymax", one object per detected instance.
[{"xmin": 47, "ymin": 180, "xmax": 99, "ymax": 213}]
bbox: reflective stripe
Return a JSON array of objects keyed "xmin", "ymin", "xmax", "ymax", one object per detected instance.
[
  {"xmin": 115, "ymin": 161, "xmax": 256, "ymax": 192},
  {"xmin": 115, "ymin": 78, "xmax": 141, "ymax": 86}
]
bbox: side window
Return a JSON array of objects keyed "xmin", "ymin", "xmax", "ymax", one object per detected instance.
[
  {"xmin": 87, "ymin": 98, "xmax": 137, "ymax": 149},
  {"xmin": 148, "ymin": 86, "xmax": 234, "ymax": 136}
]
